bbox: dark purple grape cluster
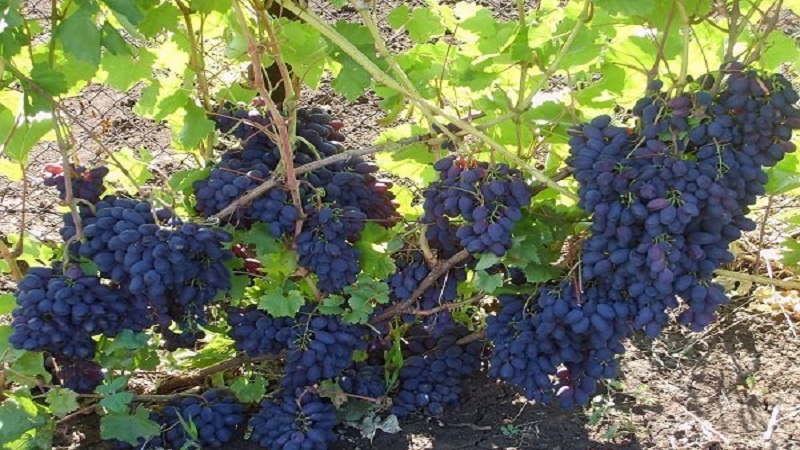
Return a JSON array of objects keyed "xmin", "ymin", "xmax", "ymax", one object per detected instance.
[
  {"xmin": 282, "ymin": 313, "xmax": 369, "ymax": 391},
  {"xmin": 303, "ymin": 158, "xmax": 399, "ymax": 227},
  {"xmin": 159, "ymin": 389, "xmax": 245, "ymax": 449},
  {"xmin": 486, "ymin": 66, "xmax": 800, "ymax": 408},
  {"xmin": 226, "ymin": 305, "xmax": 295, "ymax": 357},
  {"xmin": 295, "ymin": 206, "xmax": 366, "ymax": 293},
  {"xmin": 197, "ymin": 107, "xmax": 399, "ymax": 291},
  {"xmin": 422, "ymin": 156, "xmax": 532, "ymax": 257},
  {"xmin": 60, "ymin": 196, "xmax": 233, "ymax": 349},
  {"xmin": 391, "ymin": 327, "xmax": 483, "ymax": 417},
  {"xmin": 56, "ymin": 358, "xmax": 104, "ymax": 394},
  {"xmin": 43, "ymin": 164, "xmax": 109, "ymax": 204},
  {"xmin": 486, "ymin": 291, "xmax": 627, "ymax": 407},
  {"xmin": 338, "ymin": 364, "xmax": 388, "ymax": 400},
  {"xmin": 249, "ymin": 390, "xmax": 337, "ymax": 450},
  {"xmin": 8, "ymin": 265, "xmax": 138, "ymax": 360}
]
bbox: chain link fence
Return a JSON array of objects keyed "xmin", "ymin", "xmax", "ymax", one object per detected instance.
[{"xmin": 0, "ymin": 81, "xmax": 178, "ymax": 242}]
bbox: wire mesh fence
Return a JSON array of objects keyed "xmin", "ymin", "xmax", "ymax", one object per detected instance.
[{"xmin": 0, "ymin": 82, "xmax": 178, "ymax": 242}]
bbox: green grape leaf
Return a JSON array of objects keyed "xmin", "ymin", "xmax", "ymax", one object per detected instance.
[
  {"xmin": 387, "ymin": 5, "xmax": 409, "ymax": 29},
  {"xmin": 0, "ymin": 158, "xmax": 24, "ymax": 181},
  {"xmin": 46, "ymin": 388, "xmax": 80, "ymax": 417},
  {"xmin": 101, "ymin": 21, "xmax": 131, "ymax": 55},
  {"xmin": 384, "ymin": 333, "xmax": 403, "ymax": 387},
  {"xmin": 100, "ymin": 392, "xmax": 135, "ymax": 414},
  {"xmin": 30, "ymin": 63, "xmax": 68, "ymax": 96},
  {"xmin": 178, "ymin": 100, "xmax": 215, "ymax": 149},
  {"xmin": 330, "ymin": 22, "xmax": 380, "ymax": 101},
  {"xmin": 766, "ymin": 153, "xmax": 800, "ymax": 195},
  {"xmin": 406, "ymin": 8, "xmax": 445, "ymax": 43},
  {"xmin": 319, "ymin": 294, "xmax": 345, "ymax": 316},
  {"xmin": 8, "ymin": 351, "xmax": 48, "ymax": 387},
  {"xmin": 475, "ymin": 253, "xmax": 502, "ymax": 271},
  {"xmin": 474, "ymin": 270, "xmax": 504, "ymax": 293},
  {"xmin": 169, "ymin": 167, "xmax": 211, "ymax": 192},
  {"xmin": 230, "ymin": 376, "xmax": 267, "ymax": 403},
  {"xmin": 100, "ymin": 406, "xmax": 161, "ymax": 446},
  {"xmin": 0, "ymin": 293, "xmax": 15, "ymax": 314},
  {"xmin": 137, "ymin": 2, "xmax": 180, "ymax": 37},
  {"xmin": 97, "ymin": 330, "xmax": 158, "ymax": 371},
  {"xmin": 782, "ymin": 239, "xmax": 800, "ymax": 268},
  {"xmin": 99, "ymin": 48, "xmax": 156, "ymax": 92},
  {"xmin": 318, "ymin": 379, "xmax": 348, "ymax": 407},
  {"xmin": 97, "ymin": 376, "xmax": 129, "ymax": 395},
  {"xmin": 276, "ymin": 20, "xmax": 328, "ymax": 88},
  {"xmin": 259, "ymin": 288, "xmax": 305, "ymax": 318},
  {"xmin": 374, "ymin": 123, "xmax": 436, "ymax": 185},
  {"xmin": 0, "ymin": 393, "xmax": 50, "ymax": 445},
  {"xmin": 5, "ymin": 234, "xmax": 54, "ymax": 268},
  {"xmin": 340, "ymin": 275, "xmax": 391, "ymax": 324},
  {"xmin": 332, "ymin": 62, "xmax": 372, "ymax": 102},
  {"xmin": 4, "ymin": 115, "xmax": 54, "ymax": 163},
  {"xmin": 357, "ymin": 246, "xmax": 395, "ymax": 280},
  {"xmin": 178, "ymin": 332, "xmax": 235, "ymax": 369},
  {"xmin": 101, "ymin": 0, "xmax": 144, "ymax": 25},
  {"xmin": 56, "ymin": 3, "xmax": 101, "ymax": 67},
  {"xmin": 502, "ymin": 24, "xmax": 536, "ymax": 63},
  {"xmin": 104, "ymin": 147, "xmax": 154, "ymax": 193},
  {"xmin": 521, "ymin": 262, "xmax": 562, "ymax": 283},
  {"xmin": 0, "ymin": 325, "xmax": 24, "ymax": 364}
]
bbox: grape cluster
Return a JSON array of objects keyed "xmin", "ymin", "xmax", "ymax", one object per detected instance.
[
  {"xmin": 338, "ymin": 364, "xmax": 388, "ymax": 400},
  {"xmin": 487, "ymin": 66, "xmax": 800, "ymax": 407},
  {"xmin": 226, "ymin": 305, "xmax": 295, "ymax": 357},
  {"xmin": 43, "ymin": 164, "xmax": 109, "ymax": 204},
  {"xmin": 197, "ymin": 107, "xmax": 399, "ymax": 291},
  {"xmin": 486, "ymin": 292, "xmax": 626, "ymax": 407},
  {"xmin": 391, "ymin": 327, "xmax": 483, "ymax": 417},
  {"xmin": 282, "ymin": 313, "xmax": 369, "ymax": 391},
  {"xmin": 249, "ymin": 391, "xmax": 337, "ymax": 450},
  {"xmin": 55, "ymin": 358, "xmax": 104, "ymax": 394},
  {"xmin": 159, "ymin": 389, "xmax": 245, "ymax": 449},
  {"xmin": 60, "ymin": 196, "xmax": 233, "ymax": 349},
  {"xmin": 295, "ymin": 206, "xmax": 365, "ymax": 293},
  {"xmin": 422, "ymin": 156, "xmax": 532, "ymax": 257},
  {"xmin": 9, "ymin": 265, "xmax": 137, "ymax": 359}
]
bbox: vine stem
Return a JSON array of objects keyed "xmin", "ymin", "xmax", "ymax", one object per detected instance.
[
  {"xmin": 470, "ymin": 0, "xmax": 593, "ymax": 134},
  {"xmin": 0, "ymin": 239, "xmax": 22, "ymax": 281},
  {"xmin": 740, "ymin": 0, "xmax": 784, "ymax": 66},
  {"xmin": 675, "ymin": 0, "xmax": 691, "ymax": 93},
  {"xmin": 714, "ymin": 269, "xmax": 800, "ymax": 291},
  {"xmin": 310, "ymin": 388, "xmax": 381, "ymax": 404},
  {"xmin": 175, "ymin": 0, "xmax": 215, "ymax": 162},
  {"xmin": 79, "ymin": 392, "xmax": 207, "ymax": 403},
  {"xmin": 370, "ymin": 250, "xmax": 471, "ymax": 324},
  {"xmin": 412, "ymin": 294, "xmax": 485, "ymax": 317},
  {"xmin": 232, "ymin": 0, "xmax": 303, "ymax": 215},
  {"xmin": 155, "ymin": 353, "xmax": 283, "ymax": 394},
  {"xmin": 274, "ymin": 0, "xmax": 579, "ymax": 200},
  {"xmin": 646, "ymin": 0, "xmax": 677, "ymax": 84},
  {"xmin": 751, "ymin": 195, "xmax": 773, "ymax": 274},
  {"xmin": 52, "ymin": 111, "xmax": 83, "ymax": 245},
  {"xmin": 349, "ymin": 0, "xmax": 458, "ymax": 146},
  {"xmin": 210, "ymin": 133, "xmax": 431, "ymax": 220},
  {"xmin": 456, "ymin": 330, "xmax": 485, "ymax": 345}
]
